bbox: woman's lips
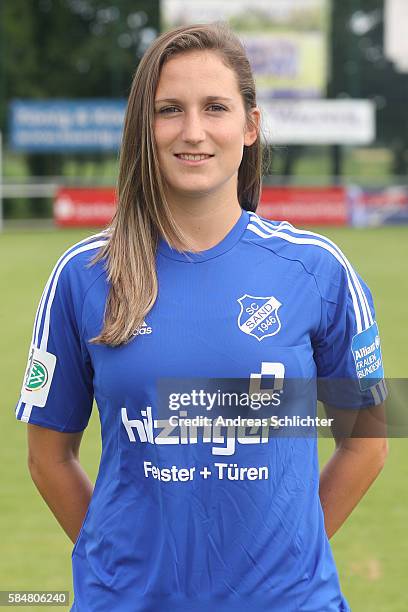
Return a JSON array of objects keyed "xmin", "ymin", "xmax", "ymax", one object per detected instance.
[{"xmin": 174, "ymin": 154, "xmax": 214, "ymax": 166}]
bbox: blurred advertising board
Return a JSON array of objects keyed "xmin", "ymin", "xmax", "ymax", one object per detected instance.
[
  {"xmin": 161, "ymin": 0, "xmax": 330, "ymax": 99},
  {"xmin": 262, "ymin": 99, "xmax": 375, "ymax": 145},
  {"xmin": 349, "ymin": 186, "xmax": 408, "ymax": 227},
  {"xmin": 9, "ymin": 96, "xmax": 374, "ymax": 152},
  {"xmin": 54, "ymin": 188, "xmax": 116, "ymax": 226},
  {"xmin": 53, "ymin": 186, "xmax": 347, "ymax": 227},
  {"xmin": 9, "ymin": 100, "xmax": 126, "ymax": 152},
  {"xmin": 258, "ymin": 186, "xmax": 348, "ymax": 226},
  {"xmin": 54, "ymin": 186, "xmax": 408, "ymax": 229}
]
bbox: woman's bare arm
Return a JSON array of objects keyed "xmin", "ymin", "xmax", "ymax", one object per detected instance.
[
  {"xmin": 319, "ymin": 402, "xmax": 388, "ymax": 539},
  {"xmin": 27, "ymin": 423, "xmax": 94, "ymax": 544}
]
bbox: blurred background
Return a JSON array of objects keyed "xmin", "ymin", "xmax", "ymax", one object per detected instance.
[{"xmin": 1, "ymin": 1, "xmax": 407, "ymax": 610}]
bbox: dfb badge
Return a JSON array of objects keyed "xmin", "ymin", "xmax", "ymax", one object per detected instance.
[{"xmin": 237, "ymin": 295, "xmax": 282, "ymax": 341}]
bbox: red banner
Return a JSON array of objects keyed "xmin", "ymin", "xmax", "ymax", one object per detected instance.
[
  {"xmin": 258, "ymin": 186, "xmax": 348, "ymax": 226},
  {"xmin": 54, "ymin": 187, "xmax": 116, "ymax": 227},
  {"xmin": 54, "ymin": 186, "xmax": 349, "ymax": 228}
]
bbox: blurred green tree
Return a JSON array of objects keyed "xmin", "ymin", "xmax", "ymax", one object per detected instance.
[
  {"xmin": 328, "ymin": 0, "xmax": 408, "ymax": 177},
  {"xmin": 0, "ymin": 0, "xmax": 159, "ymax": 191}
]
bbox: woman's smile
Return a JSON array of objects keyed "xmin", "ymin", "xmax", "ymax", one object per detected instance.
[{"xmin": 173, "ymin": 152, "xmax": 215, "ymax": 166}]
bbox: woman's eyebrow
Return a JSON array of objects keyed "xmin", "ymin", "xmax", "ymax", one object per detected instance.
[{"xmin": 154, "ymin": 96, "xmax": 233, "ymax": 104}]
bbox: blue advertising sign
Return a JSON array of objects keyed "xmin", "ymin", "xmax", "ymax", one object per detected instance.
[
  {"xmin": 349, "ymin": 185, "xmax": 408, "ymax": 226},
  {"xmin": 9, "ymin": 100, "xmax": 126, "ymax": 152}
]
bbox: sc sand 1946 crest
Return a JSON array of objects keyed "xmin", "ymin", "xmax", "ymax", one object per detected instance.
[{"xmin": 237, "ymin": 294, "xmax": 282, "ymax": 341}]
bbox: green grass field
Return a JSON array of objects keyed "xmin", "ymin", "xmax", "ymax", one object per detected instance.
[{"xmin": 1, "ymin": 225, "xmax": 407, "ymax": 611}]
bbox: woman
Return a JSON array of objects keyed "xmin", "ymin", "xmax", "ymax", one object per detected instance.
[{"xmin": 16, "ymin": 22, "xmax": 387, "ymax": 612}]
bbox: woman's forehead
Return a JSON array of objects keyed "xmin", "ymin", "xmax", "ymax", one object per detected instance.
[{"xmin": 156, "ymin": 51, "xmax": 239, "ymax": 96}]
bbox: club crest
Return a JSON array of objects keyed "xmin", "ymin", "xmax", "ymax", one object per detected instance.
[{"xmin": 237, "ymin": 294, "xmax": 282, "ymax": 341}]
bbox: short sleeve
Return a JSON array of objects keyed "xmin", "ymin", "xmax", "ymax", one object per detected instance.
[
  {"xmin": 15, "ymin": 256, "xmax": 94, "ymax": 432},
  {"xmin": 313, "ymin": 261, "xmax": 387, "ymax": 408}
]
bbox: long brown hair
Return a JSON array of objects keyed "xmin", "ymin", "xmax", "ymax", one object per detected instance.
[{"xmin": 92, "ymin": 21, "xmax": 264, "ymax": 346}]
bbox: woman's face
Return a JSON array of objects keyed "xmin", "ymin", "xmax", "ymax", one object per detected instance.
[{"xmin": 153, "ymin": 50, "xmax": 259, "ymax": 204}]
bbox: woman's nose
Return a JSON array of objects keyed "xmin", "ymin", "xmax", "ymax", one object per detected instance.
[{"xmin": 181, "ymin": 112, "xmax": 205, "ymax": 143}]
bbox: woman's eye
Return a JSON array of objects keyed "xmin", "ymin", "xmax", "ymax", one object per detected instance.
[
  {"xmin": 207, "ymin": 104, "xmax": 226, "ymax": 112},
  {"xmin": 158, "ymin": 106, "xmax": 180, "ymax": 114},
  {"xmin": 157, "ymin": 104, "xmax": 226, "ymax": 114}
]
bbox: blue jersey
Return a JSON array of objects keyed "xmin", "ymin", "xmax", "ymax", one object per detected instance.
[{"xmin": 16, "ymin": 210, "xmax": 386, "ymax": 612}]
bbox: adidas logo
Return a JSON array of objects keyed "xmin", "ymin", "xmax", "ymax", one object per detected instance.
[{"xmin": 132, "ymin": 320, "xmax": 153, "ymax": 336}]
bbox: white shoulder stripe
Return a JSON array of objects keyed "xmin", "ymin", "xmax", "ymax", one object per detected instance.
[
  {"xmin": 370, "ymin": 380, "xmax": 387, "ymax": 405},
  {"xmin": 371, "ymin": 385, "xmax": 381, "ymax": 405},
  {"xmin": 248, "ymin": 222, "xmax": 362, "ymax": 333},
  {"xmin": 20, "ymin": 238, "xmax": 107, "ymax": 424},
  {"xmin": 15, "ymin": 399, "xmax": 23, "ymax": 418},
  {"xmin": 379, "ymin": 379, "xmax": 388, "ymax": 401},
  {"xmin": 249, "ymin": 215, "xmax": 293, "ymax": 234},
  {"xmin": 250, "ymin": 214, "xmax": 373, "ymax": 330},
  {"xmin": 21, "ymin": 403, "xmax": 32, "ymax": 422},
  {"xmin": 248, "ymin": 214, "xmax": 372, "ymax": 333},
  {"xmin": 40, "ymin": 239, "xmax": 107, "ymax": 350},
  {"xmin": 33, "ymin": 231, "xmax": 108, "ymax": 347}
]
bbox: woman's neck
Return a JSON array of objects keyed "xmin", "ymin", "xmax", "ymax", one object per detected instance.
[{"xmin": 166, "ymin": 191, "xmax": 242, "ymax": 252}]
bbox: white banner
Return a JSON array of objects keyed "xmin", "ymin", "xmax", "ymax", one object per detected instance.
[
  {"xmin": 384, "ymin": 0, "xmax": 408, "ymax": 72},
  {"xmin": 261, "ymin": 99, "xmax": 376, "ymax": 145}
]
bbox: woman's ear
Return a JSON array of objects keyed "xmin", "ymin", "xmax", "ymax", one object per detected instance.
[{"xmin": 244, "ymin": 107, "xmax": 261, "ymax": 147}]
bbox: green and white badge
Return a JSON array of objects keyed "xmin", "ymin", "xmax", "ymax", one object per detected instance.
[{"xmin": 20, "ymin": 346, "xmax": 57, "ymax": 407}]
